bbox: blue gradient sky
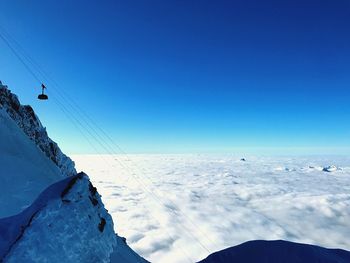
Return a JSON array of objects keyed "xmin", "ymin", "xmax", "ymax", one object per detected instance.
[{"xmin": 0, "ymin": 1, "xmax": 349, "ymax": 154}]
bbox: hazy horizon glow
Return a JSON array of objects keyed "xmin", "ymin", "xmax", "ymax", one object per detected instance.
[{"xmin": 0, "ymin": 1, "xmax": 349, "ymax": 154}]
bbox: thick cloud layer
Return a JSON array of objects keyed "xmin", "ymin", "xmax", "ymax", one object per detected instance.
[{"xmin": 72, "ymin": 154, "xmax": 350, "ymax": 263}]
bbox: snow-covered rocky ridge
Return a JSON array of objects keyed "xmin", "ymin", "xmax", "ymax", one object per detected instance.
[
  {"xmin": 0, "ymin": 81, "xmax": 75, "ymax": 178},
  {"xmin": 0, "ymin": 82, "xmax": 147, "ymax": 262},
  {"xmin": 0, "ymin": 173, "xmax": 145, "ymax": 263}
]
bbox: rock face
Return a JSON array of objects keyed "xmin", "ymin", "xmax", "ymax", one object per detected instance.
[{"xmin": 0, "ymin": 81, "xmax": 76, "ymax": 177}]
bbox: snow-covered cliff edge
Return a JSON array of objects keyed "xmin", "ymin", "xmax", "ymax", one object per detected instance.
[
  {"xmin": 0, "ymin": 82, "xmax": 146, "ymax": 262},
  {"xmin": 1, "ymin": 173, "xmax": 145, "ymax": 263},
  {"xmin": 0, "ymin": 81, "xmax": 75, "ymax": 178}
]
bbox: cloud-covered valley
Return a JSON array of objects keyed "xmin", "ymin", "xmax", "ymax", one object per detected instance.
[{"xmin": 72, "ymin": 155, "xmax": 350, "ymax": 263}]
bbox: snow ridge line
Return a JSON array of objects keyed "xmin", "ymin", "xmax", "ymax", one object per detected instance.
[
  {"xmin": 2, "ymin": 210, "xmax": 40, "ymax": 261},
  {"xmin": 0, "ymin": 174, "xmax": 81, "ymax": 260}
]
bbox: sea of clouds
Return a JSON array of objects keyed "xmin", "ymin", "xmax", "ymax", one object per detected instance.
[{"xmin": 72, "ymin": 154, "xmax": 350, "ymax": 263}]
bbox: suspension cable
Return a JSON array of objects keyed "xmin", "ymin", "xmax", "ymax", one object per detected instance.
[{"xmin": 0, "ymin": 25, "xmax": 215, "ymax": 256}]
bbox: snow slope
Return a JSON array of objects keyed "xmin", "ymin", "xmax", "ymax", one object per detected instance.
[
  {"xmin": 73, "ymin": 154, "xmax": 350, "ymax": 263},
  {"xmin": 1, "ymin": 173, "xmax": 146, "ymax": 263},
  {"xmin": 0, "ymin": 174, "xmax": 83, "ymax": 259},
  {"xmin": 0, "ymin": 82, "xmax": 146, "ymax": 262},
  {"xmin": 0, "ymin": 82, "xmax": 76, "ymax": 217},
  {"xmin": 0, "ymin": 108, "xmax": 62, "ymax": 217}
]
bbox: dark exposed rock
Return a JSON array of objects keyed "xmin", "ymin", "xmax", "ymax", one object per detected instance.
[
  {"xmin": 61, "ymin": 174, "xmax": 84, "ymax": 199},
  {"xmin": 98, "ymin": 218, "xmax": 106, "ymax": 232},
  {"xmin": 89, "ymin": 196, "xmax": 99, "ymax": 206},
  {"xmin": 89, "ymin": 182, "xmax": 97, "ymax": 196}
]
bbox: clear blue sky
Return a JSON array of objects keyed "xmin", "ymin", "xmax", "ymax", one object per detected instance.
[{"xmin": 0, "ymin": 0, "xmax": 349, "ymax": 154}]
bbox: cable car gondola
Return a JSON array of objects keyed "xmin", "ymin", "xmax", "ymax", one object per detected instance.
[{"xmin": 38, "ymin": 84, "xmax": 48, "ymax": 100}]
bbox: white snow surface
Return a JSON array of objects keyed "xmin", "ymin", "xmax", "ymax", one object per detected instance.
[
  {"xmin": 73, "ymin": 154, "xmax": 350, "ymax": 263},
  {"xmin": 0, "ymin": 83, "xmax": 76, "ymax": 216},
  {"xmin": 3, "ymin": 174, "xmax": 116, "ymax": 263},
  {"xmin": 0, "ymin": 108, "xmax": 62, "ymax": 217},
  {"xmin": 1, "ymin": 172, "xmax": 147, "ymax": 262}
]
